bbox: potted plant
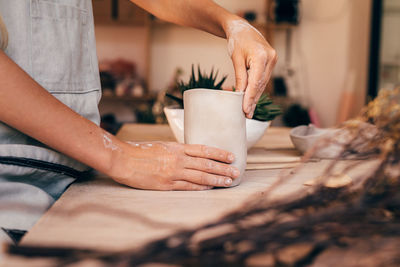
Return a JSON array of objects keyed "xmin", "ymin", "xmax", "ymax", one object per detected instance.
[{"xmin": 164, "ymin": 65, "xmax": 282, "ymax": 149}]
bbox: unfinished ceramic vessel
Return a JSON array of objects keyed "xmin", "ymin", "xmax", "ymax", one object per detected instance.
[
  {"xmin": 184, "ymin": 89, "xmax": 247, "ymax": 187},
  {"xmin": 164, "ymin": 106, "xmax": 270, "ymax": 148}
]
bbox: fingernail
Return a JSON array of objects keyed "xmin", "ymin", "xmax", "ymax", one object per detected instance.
[
  {"xmin": 231, "ymin": 168, "xmax": 240, "ymax": 177},
  {"xmin": 248, "ymin": 110, "xmax": 254, "ymax": 118},
  {"xmin": 228, "ymin": 153, "xmax": 235, "ymax": 162},
  {"xmin": 246, "ymin": 105, "xmax": 252, "ymax": 113},
  {"xmin": 225, "ymin": 178, "xmax": 232, "ymax": 186}
]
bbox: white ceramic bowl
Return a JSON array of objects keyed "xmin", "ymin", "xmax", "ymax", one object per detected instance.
[
  {"xmin": 164, "ymin": 106, "xmax": 271, "ymax": 149},
  {"xmin": 289, "ymin": 124, "xmax": 342, "ymax": 158},
  {"xmin": 163, "ymin": 106, "xmax": 184, "ymax": 143},
  {"xmin": 245, "ymin": 118, "xmax": 271, "ymax": 148}
]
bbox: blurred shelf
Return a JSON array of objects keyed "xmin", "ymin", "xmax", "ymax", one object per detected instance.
[
  {"xmin": 94, "ymin": 18, "xmax": 149, "ymax": 27},
  {"xmin": 252, "ymin": 22, "xmax": 297, "ymax": 30},
  {"xmin": 382, "ymin": 61, "xmax": 400, "ymax": 67},
  {"xmin": 100, "ymin": 94, "xmax": 156, "ymax": 103},
  {"xmin": 93, "ymin": 0, "xmax": 150, "ymax": 27}
]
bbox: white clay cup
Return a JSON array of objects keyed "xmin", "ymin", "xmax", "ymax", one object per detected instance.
[{"xmin": 184, "ymin": 89, "xmax": 247, "ymax": 187}]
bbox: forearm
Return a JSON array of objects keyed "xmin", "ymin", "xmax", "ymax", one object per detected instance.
[
  {"xmin": 0, "ymin": 51, "xmax": 118, "ymax": 175},
  {"xmin": 130, "ymin": 0, "xmax": 243, "ymax": 38}
]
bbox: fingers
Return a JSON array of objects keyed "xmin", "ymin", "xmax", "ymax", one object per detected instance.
[
  {"xmin": 232, "ymin": 54, "xmax": 248, "ymax": 92},
  {"xmin": 184, "ymin": 144, "xmax": 235, "ymax": 163},
  {"xmin": 243, "ymin": 62, "xmax": 267, "ymax": 118},
  {"xmin": 179, "ymin": 169, "xmax": 234, "ymax": 187},
  {"xmin": 171, "ymin": 181, "xmax": 212, "ymax": 191},
  {"xmin": 243, "ymin": 50, "xmax": 278, "ymax": 118},
  {"xmin": 183, "ymin": 157, "xmax": 240, "ymax": 178}
]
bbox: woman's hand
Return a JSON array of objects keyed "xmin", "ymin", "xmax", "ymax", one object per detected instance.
[
  {"xmin": 107, "ymin": 141, "xmax": 240, "ymax": 191},
  {"xmin": 225, "ymin": 19, "xmax": 278, "ymax": 119}
]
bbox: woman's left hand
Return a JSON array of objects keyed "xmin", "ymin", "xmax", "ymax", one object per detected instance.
[{"xmin": 225, "ymin": 19, "xmax": 278, "ymax": 118}]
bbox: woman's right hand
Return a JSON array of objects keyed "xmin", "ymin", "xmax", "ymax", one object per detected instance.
[{"xmin": 107, "ymin": 141, "xmax": 240, "ymax": 190}]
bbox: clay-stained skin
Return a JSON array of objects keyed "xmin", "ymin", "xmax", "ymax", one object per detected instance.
[
  {"xmin": 124, "ymin": 142, "xmax": 189, "ymax": 190},
  {"xmin": 227, "ymin": 37, "xmax": 235, "ymax": 57},
  {"xmin": 226, "ymin": 20, "xmax": 269, "ymax": 91},
  {"xmin": 227, "ymin": 20, "xmax": 264, "ymax": 38},
  {"xmin": 103, "ymin": 132, "xmax": 119, "ymax": 151},
  {"xmin": 126, "ymin": 141, "xmax": 173, "ymax": 174},
  {"xmin": 227, "ymin": 20, "xmax": 265, "ymax": 57},
  {"xmin": 127, "ymin": 141, "xmax": 165, "ymax": 150}
]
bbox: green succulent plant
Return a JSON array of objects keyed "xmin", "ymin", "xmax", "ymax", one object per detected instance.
[
  {"xmin": 166, "ymin": 65, "xmax": 226, "ymax": 107},
  {"xmin": 165, "ymin": 65, "xmax": 282, "ymax": 122},
  {"xmin": 252, "ymin": 94, "xmax": 282, "ymax": 121}
]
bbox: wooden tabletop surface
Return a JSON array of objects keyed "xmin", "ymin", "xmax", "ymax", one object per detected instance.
[{"xmin": 0, "ymin": 124, "xmax": 376, "ymax": 266}]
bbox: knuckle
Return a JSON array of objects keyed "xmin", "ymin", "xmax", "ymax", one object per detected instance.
[
  {"xmin": 223, "ymin": 166, "xmax": 231, "ymax": 176},
  {"xmin": 272, "ymin": 56, "xmax": 278, "ymax": 65},
  {"xmin": 269, "ymin": 49, "xmax": 277, "ymax": 58},
  {"xmin": 183, "ymin": 144, "xmax": 194, "ymax": 155},
  {"xmin": 214, "ymin": 163, "xmax": 225, "ymax": 175},
  {"xmin": 270, "ymin": 50, "xmax": 278, "ymax": 63},
  {"xmin": 161, "ymin": 176, "xmax": 174, "ymax": 186},
  {"xmin": 236, "ymin": 76, "xmax": 246, "ymax": 84},
  {"xmin": 181, "ymin": 183, "xmax": 190, "ymax": 190},
  {"xmin": 160, "ymin": 182, "xmax": 173, "ymax": 191},
  {"xmin": 190, "ymin": 184, "xmax": 201, "ymax": 191},
  {"xmin": 172, "ymin": 182, "xmax": 184, "ymax": 191},
  {"xmin": 166, "ymin": 155, "xmax": 180, "ymax": 171},
  {"xmin": 200, "ymin": 172, "xmax": 211, "ymax": 185},
  {"xmin": 176, "ymin": 154, "xmax": 186, "ymax": 166},
  {"xmin": 204, "ymin": 160, "xmax": 215, "ymax": 172},
  {"xmin": 247, "ymin": 94, "xmax": 256, "ymax": 102},
  {"xmin": 201, "ymin": 145, "xmax": 212, "ymax": 157},
  {"xmin": 199, "ymin": 144, "xmax": 207, "ymax": 153},
  {"xmin": 220, "ymin": 151, "xmax": 229, "ymax": 161}
]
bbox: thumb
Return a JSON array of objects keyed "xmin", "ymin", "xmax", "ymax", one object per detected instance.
[{"xmin": 232, "ymin": 54, "xmax": 248, "ymax": 92}]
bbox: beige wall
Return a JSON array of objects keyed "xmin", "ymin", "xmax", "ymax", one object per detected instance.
[
  {"xmin": 95, "ymin": 0, "xmax": 372, "ymax": 127},
  {"xmin": 273, "ymin": 0, "xmax": 371, "ymax": 126},
  {"xmin": 347, "ymin": 0, "xmax": 371, "ymax": 118}
]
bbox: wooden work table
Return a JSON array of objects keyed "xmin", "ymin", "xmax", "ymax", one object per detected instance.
[{"xmin": 1, "ymin": 124, "xmax": 377, "ymax": 266}]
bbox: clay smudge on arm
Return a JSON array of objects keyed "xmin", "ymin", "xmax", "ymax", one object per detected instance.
[
  {"xmin": 126, "ymin": 141, "xmax": 174, "ymax": 173},
  {"xmin": 127, "ymin": 141, "xmax": 168, "ymax": 150},
  {"xmin": 227, "ymin": 19, "xmax": 264, "ymax": 39},
  {"xmin": 103, "ymin": 132, "xmax": 119, "ymax": 151},
  {"xmin": 226, "ymin": 19, "xmax": 268, "ymax": 60}
]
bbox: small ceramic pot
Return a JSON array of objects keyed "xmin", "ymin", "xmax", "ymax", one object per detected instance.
[
  {"xmin": 164, "ymin": 107, "xmax": 270, "ymax": 148},
  {"xmin": 290, "ymin": 124, "xmax": 342, "ymax": 158},
  {"xmin": 183, "ymin": 89, "xmax": 247, "ymax": 187}
]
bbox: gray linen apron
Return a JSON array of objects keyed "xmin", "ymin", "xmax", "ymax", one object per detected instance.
[{"xmin": 0, "ymin": 0, "xmax": 101, "ymax": 244}]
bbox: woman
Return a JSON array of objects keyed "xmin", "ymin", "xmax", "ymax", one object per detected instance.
[{"xmin": 0, "ymin": 0, "xmax": 277, "ymax": 243}]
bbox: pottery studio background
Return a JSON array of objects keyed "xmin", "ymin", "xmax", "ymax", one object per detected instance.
[{"xmin": 94, "ymin": 0, "xmax": 399, "ymax": 133}]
